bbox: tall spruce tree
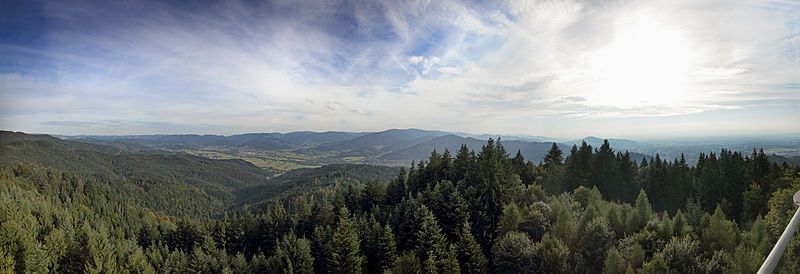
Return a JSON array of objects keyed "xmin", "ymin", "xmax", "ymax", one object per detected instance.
[
  {"xmin": 456, "ymin": 222, "xmax": 486, "ymax": 274},
  {"xmin": 414, "ymin": 205, "xmax": 448, "ymax": 274},
  {"xmin": 330, "ymin": 207, "xmax": 363, "ymax": 274}
]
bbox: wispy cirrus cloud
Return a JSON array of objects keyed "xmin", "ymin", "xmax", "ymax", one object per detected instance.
[{"xmin": 0, "ymin": 0, "xmax": 798, "ymax": 138}]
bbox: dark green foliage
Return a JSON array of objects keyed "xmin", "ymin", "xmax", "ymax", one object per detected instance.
[
  {"xmin": 2, "ymin": 132, "xmax": 799, "ymax": 273},
  {"xmin": 329, "ymin": 207, "xmax": 363, "ymax": 274},
  {"xmin": 577, "ymin": 218, "xmax": 615, "ymax": 273},
  {"xmin": 376, "ymin": 225, "xmax": 398, "ymax": 273},
  {"xmin": 702, "ymin": 205, "xmax": 737, "ymax": 256},
  {"xmin": 267, "ymin": 231, "xmax": 314, "ymax": 274},
  {"xmin": 392, "ymin": 252, "xmax": 421, "ymax": 274},
  {"xmin": 424, "ymin": 180, "xmax": 469, "ymax": 241},
  {"xmin": 491, "ymin": 231, "xmax": 537, "ymax": 274},
  {"xmin": 534, "ymin": 234, "xmax": 570, "ymax": 274},
  {"xmin": 455, "ymin": 222, "xmax": 486, "ymax": 274},
  {"xmin": 414, "ymin": 205, "xmax": 448, "ymax": 274},
  {"xmin": 543, "ymin": 142, "xmax": 563, "ymax": 170},
  {"xmin": 496, "ymin": 202, "xmax": 522, "ymax": 237},
  {"xmin": 656, "ymin": 237, "xmax": 704, "ymax": 273}
]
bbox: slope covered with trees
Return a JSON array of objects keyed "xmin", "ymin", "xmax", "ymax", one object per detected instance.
[{"xmin": 1, "ymin": 134, "xmax": 799, "ymax": 273}]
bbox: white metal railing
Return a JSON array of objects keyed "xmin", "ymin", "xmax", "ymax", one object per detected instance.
[{"xmin": 757, "ymin": 191, "xmax": 800, "ymax": 274}]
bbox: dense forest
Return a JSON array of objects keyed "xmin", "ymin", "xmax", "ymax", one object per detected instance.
[{"xmin": 2, "ymin": 135, "xmax": 799, "ymax": 273}]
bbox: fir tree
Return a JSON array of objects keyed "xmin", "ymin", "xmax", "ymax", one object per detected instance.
[
  {"xmin": 456, "ymin": 222, "xmax": 486, "ymax": 274},
  {"xmin": 543, "ymin": 142, "xmax": 564, "ymax": 170},
  {"xmin": 330, "ymin": 207, "xmax": 363, "ymax": 274},
  {"xmin": 414, "ymin": 205, "xmax": 448, "ymax": 274}
]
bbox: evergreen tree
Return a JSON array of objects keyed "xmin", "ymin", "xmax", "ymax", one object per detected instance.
[
  {"xmin": 451, "ymin": 144, "xmax": 477, "ymax": 187},
  {"xmin": 497, "ymin": 203, "xmax": 522, "ymax": 237},
  {"xmin": 702, "ymin": 205, "xmax": 737, "ymax": 256},
  {"xmin": 657, "ymin": 237, "xmax": 703, "ymax": 273},
  {"xmin": 414, "ymin": 205, "xmax": 448, "ymax": 274},
  {"xmin": 492, "ymin": 231, "xmax": 537, "ymax": 274},
  {"xmin": 86, "ymin": 225, "xmax": 117, "ymax": 273},
  {"xmin": 268, "ymin": 231, "xmax": 314, "ymax": 274},
  {"xmin": 543, "ymin": 142, "xmax": 564, "ymax": 170},
  {"xmin": 376, "ymin": 225, "xmax": 398, "ymax": 274},
  {"xmin": 425, "ymin": 180, "xmax": 469, "ymax": 241},
  {"xmin": 474, "ymin": 138, "xmax": 517, "ymax": 250},
  {"xmin": 534, "ymin": 234, "xmax": 570, "ymax": 274},
  {"xmin": 455, "ymin": 222, "xmax": 486, "ymax": 274},
  {"xmin": 671, "ymin": 209, "xmax": 689, "ymax": 237},
  {"xmin": 602, "ymin": 247, "xmax": 626, "ymax": 274},
  {"xmin": 311, "ymin": 225, "xmax": 332, "ymax": 274},
  {"xmin": 385, "ymin": 168, "xmax": 407, "ymax": 206},
  {"xmin": 330, "ymin": 207, "xmax": 363, "ymax": 274},
  {"xmin": 0, "ymin": 249, "xmax": 14, "ymax": 273},
  {"xmin": 577, "ymin": 218, "xmax": 614, "ymax": 273},
  {"xmin": 592, "ymin": 140, "xmax": 618, "ymax": 200},
  {"xmin": 625, "ymin": 190, "xmax": 652, "ymax": 234},
  {"xmin": 392, "ymin": 252, "xmax": 421, "ymax": 274},
  {"xmin": 511, "ymin": 150, "xmax": 535, "ymax": 185},
  {"xmin": 565, "ymin": 142, "xmax": 593, "ymax": 189}
]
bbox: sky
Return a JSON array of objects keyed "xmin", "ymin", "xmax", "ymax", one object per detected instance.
[{"xmin": 0, "ymin": 0, "xmax": 798, "ymax": 139}]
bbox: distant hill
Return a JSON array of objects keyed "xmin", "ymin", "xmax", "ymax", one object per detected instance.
[
  {"xmin": 1, "ymin": 131, "xmax": 403, "ymax": 216},
  {"xmin": 1, "ymin": 131, "xmax": 274, "ymax": 217},
  {"xmin": 304, "ymin": 128, "xmax": 451, "ymax": 157},
  {"xmin": 271, "ymin": 131, "xmax": 367, "ymax": 146},
  {"xmin": 59, "ymin": 129, "xmax": 800, "ymax": 169},
  {"xmin": 70, "ymin": 133, "xmax": 294, "ymax": 150}
]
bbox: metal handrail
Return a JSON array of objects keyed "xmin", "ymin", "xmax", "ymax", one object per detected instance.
[{"xmin": 757, "ymin": 191, "xmax": 800, "ymax": 274}]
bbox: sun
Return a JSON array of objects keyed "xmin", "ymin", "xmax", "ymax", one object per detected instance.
[{"xmin": 586, "ymin": 16, "xmax": 693, "ymax": 108}]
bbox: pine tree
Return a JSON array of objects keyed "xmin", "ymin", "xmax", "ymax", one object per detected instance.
[
  {"xmin": 385, "ymin": 168, "xmax": 407, "ymax": 206},
  {"xmin": 86, "ymin": 225, "xmax": 117, "ymax": 273},
  {"xmin": 268, "ymin": 231, "xmax": 314, "ymax": 274},
  {"xmin": 543, "ymin": 142, "xmax": 564, "ymax": 170},
  {"xmin": 456, "ymin": 222, "xmax": 486, "ymax": 274},
  {"xmin": 602, "ymin": 247, "xmax": 626, "ymax": 274},
  {"xmin": 625, "ymin": 190, "xmax": 652, "ymax": 234},
  {"xmin": 534, "ymin": 234, "xmax": 570, "ymax": 274},
  {"xmin": 392, "ymin": 196, "xmax": 422, "ymax": 251},
  {"xmin": 474, "ymin": 138, "xmax": 517, "ymax": 250},
  {"xmin": 577, "ymin": 218, "xmax": 614, "ymax": 273},
  {"xmin": 497, "ymin": 202, "xmax": 522, "ymax": 237},
  {"xmin": 592, "ymin": 140, "xmax": 617, "ymax": 199},
  {"xmin": 392, "ymin": 252, "xmax": 421, "ymax": 274},
  {"xmin": 25, "ymin": 242, "xmax": 50, "ymax": 274},
  {"xmin": 376, "ymin": 225, "xmax": 398, "ymax": 273},
  {"xmin": 451, "ymin": 144, "xmax": 477, "ymax": 186},
  {"xmin": 311, "ymin": 226, "xmax": 332, "ymax": 274},
  {"xmin": 0, "ymin": 249, "xmax": 14, "ymax": 273},
  {"xmin": 439, "ymin": 244, "xmax": 461, "ymax": 274},
  {"xmin": 426, "ymin": 180, "xmax": 469, "ymax": 241},
  {"xmin": 671, "ymin": 209, "xmax": 689, "ymax": 237},
  {"xmin": 702, "ymin": 205, "xmax": 737, "ymax": 256},
  {"xmin": 414, "ymin": 205, "xmax": 448, "ymax": 274},
  {"xmin": 330, "ymin": 207, "xmax": 363, "ymax": 274}
]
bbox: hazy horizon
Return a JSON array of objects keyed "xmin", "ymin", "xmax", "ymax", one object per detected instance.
[
  {"xmin": 2, "ymin": 0, "xmax": 799, "ymax": 138},
  {"xmin": 6, "ymin": 127, "xmax": 800, "ymax": 144}
]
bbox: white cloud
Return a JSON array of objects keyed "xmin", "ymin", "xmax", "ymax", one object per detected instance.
[{"xmin": 1, "ymin": 0, "xmax": 798, "ymax": 137}]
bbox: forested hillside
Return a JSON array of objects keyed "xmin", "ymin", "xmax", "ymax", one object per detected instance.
[{"xmin": 1, "ymin": 134, "xmax": 799, "ymax": 273}]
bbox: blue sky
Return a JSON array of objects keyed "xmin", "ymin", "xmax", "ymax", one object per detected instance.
[{"xmin": 1, "ymin": 0, "xmax": 798, "ymax": 138}]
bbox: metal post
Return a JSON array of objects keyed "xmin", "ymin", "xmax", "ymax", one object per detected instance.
[{"xmin": 757, "ymin": 191, "xmax": 800, "ymax": 274}]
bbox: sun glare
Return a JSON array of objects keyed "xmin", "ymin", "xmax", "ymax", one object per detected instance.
[{"xmin": 586, "ymin": 16, "xmax": 692, "ymax": 108}]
